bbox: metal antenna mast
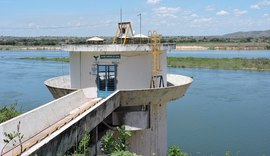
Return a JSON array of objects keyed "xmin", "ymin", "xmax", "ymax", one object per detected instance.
[
  {"xmin": 120, "ymin": 8, "xmax": 122, "ymax": 44},
  {"xmin": 138, "ymin": 13, "xmax": 142, "ymax": 44},
  {"xmin": 120, "ymin": 8, "xmax": 122, "ymax": 23}
]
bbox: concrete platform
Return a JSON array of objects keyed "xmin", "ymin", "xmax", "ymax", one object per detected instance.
[{"xmin": 63, "ymin": 43, "xmax": 176, "ymax": 53}]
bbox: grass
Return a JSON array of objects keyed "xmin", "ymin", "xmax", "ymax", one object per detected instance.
[
  {"xmin": 167, "ymin": 57, "xmax": 270, "ymax": 71},
  {"xmin": 19, "ymin": 57, "xmax": 69, "ymax": 62},
  {"xmin": 176, "ymin": 42, "xmax": 270, "ymax": 50},
  {"xmin": 19, "ymin": 57, "xmax": 270, "ymax": 71}
]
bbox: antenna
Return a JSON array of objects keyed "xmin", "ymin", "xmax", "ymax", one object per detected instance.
[
  {"xmin": 138, "ymin": 13, "xmax": 142, "ymax": 44},
  {"xmin": 120, "ymin": 8, "xmax": 122, "ymax": 44},
  {"xmin": 120, "ymin": 8, "xmax": 122, "ymax": 23}
]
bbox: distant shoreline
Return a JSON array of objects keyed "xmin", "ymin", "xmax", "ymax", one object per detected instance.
[
  {"xmin": 176, "ymin": 46, "xmax": 208, "ymax": 50},
  {"xmin": 0, "ymin": 45, "xmax": 269, "ymax": 51},
  {"xmin": 176, "ymin": 45, "xmax": 269, "ymax": 50},
  {"xmin": 167, "ymin": 57, "xmax": 270, "ymax": 71},
  {"xmin": 0, "ymin": 45, "xmax": 61, "ymax": 50},
  {"xmin": 19, "ymin": 57, "xmax": 270, "ymax": 71}
]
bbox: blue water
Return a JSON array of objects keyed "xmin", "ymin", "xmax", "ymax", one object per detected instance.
[
  {"xmin": 168, "ymin": 50, "xmax": 270, "ymax": 58},
  {"xmin": 0, "ymin": 50, "xmax": 69, "ymax": 59},
  {"xmin": 167, "ymin": 68, "xmax": 270, "ymax": 156},
  {"xmin": 0, "ymin": 50, "xmax": 270, "ymax": 155},
  {"xmin": 0, "ymin": 50, "xmax": 69, "ymax": 111}
]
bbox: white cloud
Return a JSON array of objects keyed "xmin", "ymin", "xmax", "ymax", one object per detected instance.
[
  {"xmin": 233, "ymin": 9, "xmax": 248, "ymax": 16},
  {"xmin": 250, "ymin": 0, "xmax": 270, "ymax": 9},
  {"xmin": 263, "ymin": 13, "xmax": 269, "ymax": 16},
  {"xmin": 250, "ymin": 4, "xmax": 260, "ymax": 9},
  {"xmin": 193, "ymin": 17, "xmax": 212, "ymax": 23},
  {"xmin": 146, "ymin": 0, "xmax": 160, "ymax": 5},
  {"xmin": 205, "ymin": 5, "xmax": 215, "ymax": 11},
  {"xmin": 153, "ymin": 7, "xmax": 180, "ymax": 18},
  {"xmin": 190, "ymin": 13, "xmax": 198, "ymax": 18},
  {"xmin": 216, "ymin": 10, "xmax": 229, "ymax": 16},
  {"xmin": 28, "ymin": 23, "xmax": 35, "ymax": 27}
]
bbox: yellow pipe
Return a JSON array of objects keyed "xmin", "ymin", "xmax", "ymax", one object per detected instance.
[{"xmin": 123, "ymin": 26, "xmax": 130, "ymax": 45}]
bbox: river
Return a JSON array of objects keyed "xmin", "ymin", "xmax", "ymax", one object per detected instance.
[
  {"xmin": 168, "ymin": 50, "xmax": 270, "ymax": 58},
  {"xmin": 0, "ymin": 50, "xmax": 270, "ymax": 155}
]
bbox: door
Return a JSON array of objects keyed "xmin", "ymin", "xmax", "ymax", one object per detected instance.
[{"xmin": 97, "ymin": 65, "xmax": 117, "ymax": 98}]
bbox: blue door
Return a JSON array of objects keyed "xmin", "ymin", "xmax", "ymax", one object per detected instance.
[{"xmin": 97, "ymin": 65, "xmax": 117, "ymax": 98}]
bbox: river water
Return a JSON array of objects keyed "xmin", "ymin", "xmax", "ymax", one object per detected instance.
[
  {"xmin": 0, "ymin": 50, "xmax": 270, "ymax": 155},
  {"xmin": 0, "ymin": 50, "xmax": 69, "ymax": 111},
  {"xmin": 168, "ymin": 50, "xmax": 270, "ymax": 58}
]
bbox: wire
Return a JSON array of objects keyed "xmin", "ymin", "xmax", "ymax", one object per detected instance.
[{"xmin": 0, "ymin": 22, "xmax": 114, "ymax": 30}]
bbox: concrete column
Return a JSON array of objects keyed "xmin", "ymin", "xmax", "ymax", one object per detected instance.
[{"xmin": 128, "ymin": 102, "xmax": 167, "ymax": 156}]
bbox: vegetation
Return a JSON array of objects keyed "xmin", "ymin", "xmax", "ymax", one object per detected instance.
[
  {"xmin": 168, "ymin": 145, "xmax": 188, "ymax": 156},
  {"xmin": 168, "ymin": 57, "xmax": 270, "ymax": 71},
  {"xmin": 0, "ymin": 35, "xmax": 269, "ymax": 50},
  {"xmin": 64, "ymin": 133, "xmax": 91, "ymax": 156},
  {"xmin": 0, "ymin": 36, "xmax": 88, "ymax": 46},
  {"xmin": 111, "ymin": 151, "xmax": 137, "ymax": 156},
  {"xmin": 0, "ymin": 103, "xmax": 21, "ymax": 123},
  {"xmin": 100, "ymin": 127, "xmax": 132, "ymax": 154},
  {"xmin": 19, "ymin": 57, "xmax": 69, "ymax": 62},
  {"xmin": 162, "ymin": 36, "xmax": 270, "ymax": 50},
  {"xmin": 2, "ymin": 122, "xmax": 24, "ymax": 156},
  {"xmin": 77, "ymin": 133, "xmax": 91, "ymax": 155},
  {"xmin": 20, "ymin": 56, "xmax": 270, "ymax": 71}
]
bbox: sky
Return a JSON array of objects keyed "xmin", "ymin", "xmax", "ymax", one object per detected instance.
[{"xmin": 0, "ymin": 0, "xmax": 270, "ymax": 36}]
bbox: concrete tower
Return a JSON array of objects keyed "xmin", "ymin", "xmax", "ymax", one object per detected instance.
[
  {"xmin": 0, "ymin": 22, "xmax": 192, "ymax": 156},
  {"xmin": 46, "ymin": 22, "xmax": 192, "ymax": 155}
]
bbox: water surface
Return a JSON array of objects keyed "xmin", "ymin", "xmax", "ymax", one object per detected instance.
[
  {"xmin": 0, "ymin": 50, "xmax": 69, "ymax": 111},
  {"xmin": 168, "ymin": 68, "xmax": 270, "ymax": 156},
  {"xmin": 168, "ymin": 50, "xmax": 270, "ymax": 58},
  {"xmin": 0, "ymin": 50, "xmax": 270, "ymax": 155}
]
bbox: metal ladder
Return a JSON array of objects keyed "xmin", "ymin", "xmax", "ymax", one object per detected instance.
[{"xmin": 149, "ymin": 31, "xmax": 164, "ymax": 88}]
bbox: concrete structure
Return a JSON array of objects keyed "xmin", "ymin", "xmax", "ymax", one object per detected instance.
[
  {"xmin": 65, "ymin": 44, "xmax": 175, "ymax": 90},
  {"xmin": 0, "ymin": 22, "xmax": 192, "ymax": 156},
  {"xmin": 0, "ymin": 75, "xmax": 192, "ymax": 156}
]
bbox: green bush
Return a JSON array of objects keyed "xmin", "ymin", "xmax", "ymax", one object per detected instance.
[
  {"xmin": 77, "ymin": 133, "xmax": 91, "ymax": 155},
  {"xmin": 100, "ymin": 127, "xmax": 132, "ymax": 154},
  {"xmin": 168, "ymin": 145, "xmax": 188, "ymax": 156},
  {"xmin": 0, "ymin": 103, "xmax": 21, "ymax": 123}
]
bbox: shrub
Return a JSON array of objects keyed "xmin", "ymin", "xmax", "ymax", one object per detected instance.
[
  {"xmin": 100, "ymin": 127, "xmax": 132, "ymax": 154},
  {"xmin": 0, "ymin": 102, "xmax": 21, "ymax": 123},
  {"xmin": 168, "ymin": 145, "xmax": 188, "ymax": 156}
]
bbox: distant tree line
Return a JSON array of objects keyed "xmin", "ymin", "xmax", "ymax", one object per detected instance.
[
  {"xmin": 0, "ymin": 36, "xmax": 269, "ymax": 47},
  {"xmin": 0, "ymin": 37, "xmax": 91, "ymax": 46},
  {"xmin": 161, "ymin": 36, "xmax": 270, "ymax": 44}
]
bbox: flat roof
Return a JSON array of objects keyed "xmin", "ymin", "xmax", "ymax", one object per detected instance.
[{"xmin": 62, "ymin": 44, "xmax": 176, "ymax": 53}]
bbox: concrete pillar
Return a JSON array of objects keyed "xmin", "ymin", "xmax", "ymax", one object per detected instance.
[{"xmin": 128, "ymin": 102, "xmax": 167, "ymax": 156}]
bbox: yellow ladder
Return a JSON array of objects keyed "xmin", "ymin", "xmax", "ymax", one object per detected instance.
[{"xmin": 149, "ymin": 31, "xmax": 164, "ymax": 88}]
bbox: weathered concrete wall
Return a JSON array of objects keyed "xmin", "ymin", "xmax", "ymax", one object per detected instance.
[
  {"xmin": 63, "ymin": 44, "xmax": 176, "ymax": 52},
  {"xmin": 44, "ymin": 75, "xmax": 77, "ymax": 99},
  {"xmin": 0, "ymin": 90, "xmax": 88, "ymax": 154},
  {"xmin": 11, "ymin": 74, "xmax": 192, "ymax": 155},
  {"xmin": 128, "ymin": 103, "xmax": 167, "ymax": 156},
  {"xmin": 112, "ymin": 110, "xmax": 150, "ymax": 130},
  {"xmin": 25, "ymin": 91, "xmax": 121, "ymax": 156},
  {"xmin": 119, "ymin": 75, "xmax": 192, "ymax": 106},
  {"xmin": 119, "ymin": 74, "xmax": 193, "ymax": 155}
]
